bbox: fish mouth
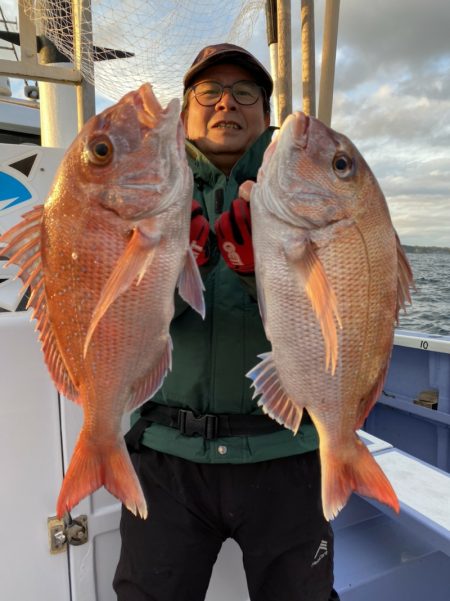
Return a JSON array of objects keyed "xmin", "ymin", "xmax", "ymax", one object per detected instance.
[
  {"xmin": 131, "ymin": 83, "xmax": 164, "ymax": 128},
  {"xmin": 262, "ymin": 111, "xmax": 310, "ymax": 182},
  {"xmin": 122, "ymin": 83, "xmax": 180, "ymax": 132},
  {"xmin": 130, "ymin": 83, "xmax": 185, "ymax": 162},
  {"xmin": 267, "ymin": 111, "xmax": 309, "ymax": 173},
  {"xmin": 290, "ymin": 111, "xmax": 310, "ymax": 148}
]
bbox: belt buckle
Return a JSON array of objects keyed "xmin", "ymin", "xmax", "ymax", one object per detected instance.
[{"xmin": 178, "ymin": 409, "xmax": 219, "ymax": 440}]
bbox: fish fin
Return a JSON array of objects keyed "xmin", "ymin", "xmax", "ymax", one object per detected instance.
[
  {"xmin": 177, "ymin": 247, "xmax": 205, "ymax": 319},
  {"xmin": 126, "ymin": 336, "xmax": 173, "ymax": 411},
  {"xmin": 39, "ymin": 318, "xmax": 80, "ymax": 403},
  {"xmin": 1, "ymin": 206, "xmax": 79, "ymax": 401},
  {"xmin": 285, "ymin": 238, "xmax": 341, "ymax": 375},
  {"xmin": 0, "ymin": 204, "xmax": 43, "ymax": 250},
  {"xmin": 253, "ymin": 265, "xmax": 268, "ymax": 334},
  {"xmin": 1, "ymin": 206, "xmax": 43, "ymax": 286},
  {"xmin": 320, "ymin": 433, "xmax": 399, "ymax": 520},
  {"xmin": 57, "ymin": 429, "xmax": 147, "ymax": 519},
  {"xmin": 247, "ymin": 352, "xmax": 303, "ymax": 434},
  {"xmin": 84, "ymin": 226, "xmax": 160, "ymax": 357},
  {"xmin": 395, "ymin": 231, "xmax": 414, "ymax": 320},
  {"xmin": 355, "ymin": 361, "xmax": 390, "ymax": 429}
]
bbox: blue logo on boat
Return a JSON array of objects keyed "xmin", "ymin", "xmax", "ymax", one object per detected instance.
[{"xmin": 0, "ymin": 172, "xmax": 32, "ymax": 211}]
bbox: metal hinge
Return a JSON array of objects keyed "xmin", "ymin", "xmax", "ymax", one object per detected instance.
[{"xmin": 48, "ymin": 514, "xmax": 88, "ymax": 554}]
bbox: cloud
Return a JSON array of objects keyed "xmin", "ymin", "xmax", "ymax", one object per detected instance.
[
  {"xmin": 333, "ymin": 85, "xmax": 450, "ymax": 147},
  {"xmin": 389, "ymin": 196, "xmax": 450, "ymax": 247},
  {"xmin": 337, "ymin": 0, "xmax": 450, "ymax": 70}
]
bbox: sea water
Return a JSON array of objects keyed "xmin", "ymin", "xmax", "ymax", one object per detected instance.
[{"xmin": 398, "ymin": 251, "xmax": 450, "ymax": 336}]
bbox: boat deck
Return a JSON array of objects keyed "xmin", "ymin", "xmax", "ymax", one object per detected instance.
[{"xmin": 334, "ymin": 431, "xmax": 450, "ymax": 600}]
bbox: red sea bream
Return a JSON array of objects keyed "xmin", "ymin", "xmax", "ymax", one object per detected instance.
[
  {"xmin": 0, "ymin": 84, "xmax": 204, "ymax": 519},
  {"xmin": 246, "ymin": 111, "xmax": 413, "ymax": 520}
]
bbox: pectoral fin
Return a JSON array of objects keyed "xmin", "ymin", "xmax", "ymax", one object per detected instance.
[
  {"xmin": 177, "ymin": 247, "xmax": 205, "ymax": 319},
  {"xmin": 84, "ymin": 226, "xmax": 160, "ymax": 357},
  {"xmin": 284, "ymin": 237, "xmax": 341, "ymax": 374}
]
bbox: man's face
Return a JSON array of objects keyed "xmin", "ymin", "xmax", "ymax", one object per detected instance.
[{"xmin": 182, "ymin": 63, "xmax": 270, "ymax": 173}]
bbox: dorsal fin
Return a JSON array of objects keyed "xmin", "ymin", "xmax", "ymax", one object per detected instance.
[
  {"xmin": 0, "ymin": 206, "xmax": 79, "ymax": 402},
  {"xmin": 395, "ymin": 231, "xmax": 414, "ymax": 319}
]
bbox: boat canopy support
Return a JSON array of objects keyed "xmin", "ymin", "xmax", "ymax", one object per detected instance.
[
  {"xmin": 318, "ymin": 0, "xmax": 340, "ymax": 125},
  {"xmin": 266, "ymin": 0, "xmax": 340, "ymax": 127}
]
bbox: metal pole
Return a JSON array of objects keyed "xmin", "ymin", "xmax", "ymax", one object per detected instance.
[
  {"xmin": 17, "ymin": 0, "xmax": 37, "ymax": 68},
  {"xmin": 72, "ymin": 0, "xmax": 96, "ymax": 130},
  {"xmin": 301, "ymin": 0, "xmax": 315, "ymax": 117},
  {"xmin": 265, "ymin": 0, "xmax": 279, "ymax": 126},
  {"xmin": 318, "ymin": 0, "xmax": 340, "ymax": 126},
  {"xmin": 276, "ymin": 0, "xmax": 292, "ymax": 125},
  {"xmin": 269, "ymin": 44, "xmax": 279, "ymax": 126},
  {"xmin": 35, "ymin": 4, "xmax": 77, "ymax": 148}
]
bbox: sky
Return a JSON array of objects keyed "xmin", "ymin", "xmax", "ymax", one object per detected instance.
[
  {"xmin": 1, "ymin": 0, "xmax": 450, "ymax": 247},
  {"xmin": 245, "ymin": 0, "xmax": 450, "ymax": 248}
]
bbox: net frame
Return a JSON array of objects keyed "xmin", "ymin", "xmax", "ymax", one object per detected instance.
[{"xmin": 21, "ymin": 0, "xmax": 266, "ymax": 104}]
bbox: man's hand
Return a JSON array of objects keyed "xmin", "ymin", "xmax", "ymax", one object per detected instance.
[
  {"xmin": 215, "ymin": 198, "xmax": 254, "ymax": 275},
  {"xmin": 190, "ymin": 201, "xmax": 210, "ymax": 266}
]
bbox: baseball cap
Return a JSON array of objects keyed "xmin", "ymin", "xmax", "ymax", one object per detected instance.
[{"xmin": 183, "ymin": 43, "xmax": 273, "ymax": 99}]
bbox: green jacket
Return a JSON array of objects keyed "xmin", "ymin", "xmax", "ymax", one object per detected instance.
[{"xmin": 137, "ymin": 127, "xmax": 319, "ymax": 462}]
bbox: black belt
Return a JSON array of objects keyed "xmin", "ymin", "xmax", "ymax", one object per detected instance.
[{"xmin": 124, "ymin": 401, "xmax": 299, "ymax": 451}]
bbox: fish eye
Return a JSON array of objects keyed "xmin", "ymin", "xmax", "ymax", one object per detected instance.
[
  {"xmin": 88, "ymin": 137, "xmax": 113, "ymax": 165},
  {"xmin": 333, "ymin": 154, "xmax": 353, "ymax": 178}
]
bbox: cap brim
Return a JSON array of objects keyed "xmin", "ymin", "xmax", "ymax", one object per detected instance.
[{"xmin": 184, "ymin": 50, "xmax": 273, "ymax": 97}]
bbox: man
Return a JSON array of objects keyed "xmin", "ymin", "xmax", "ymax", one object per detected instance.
[{"xmin": 114, "ymin": 43, "xmax": 339, "ymax": 601}]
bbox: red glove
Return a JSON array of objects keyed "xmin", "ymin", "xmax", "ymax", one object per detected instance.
[
  {"xmin": 215, "ymin": 198, "xmax": 254, "ymax": 274},
  {"xmin": 190, "ymin": 200, "xmax": 210, "ymax": 266}
]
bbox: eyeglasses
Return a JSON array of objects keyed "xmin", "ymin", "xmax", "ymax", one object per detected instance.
[{"xmin": 189, "ymin": 80, "xmax": 263, "ymax": 107}]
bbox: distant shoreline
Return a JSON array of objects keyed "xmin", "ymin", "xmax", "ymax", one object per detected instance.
[{"xmin": 403, "ymin": 245, "xmax": 450, "ymax": 254}]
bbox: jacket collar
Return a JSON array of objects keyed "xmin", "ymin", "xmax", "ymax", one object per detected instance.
[{"xmin": 185, "ymin": 126, "xmax": 277, "ymax": 188}]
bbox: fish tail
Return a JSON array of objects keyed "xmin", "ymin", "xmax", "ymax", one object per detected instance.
[
  {"xmin": 56, "ymin": 429, "xmax": 148, "ymax": 519},
  {"xmin": 321, "ymin": 435, "xmax": 399, "ymax": 521}
]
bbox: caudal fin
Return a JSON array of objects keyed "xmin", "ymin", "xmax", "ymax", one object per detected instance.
[
  {"xmin": 56, "ymin": 430, "xmax": 147, "ymax": 519},
  {"xmin": 321, "ymin": 435, "xmax": 399, "ymax": 521}
]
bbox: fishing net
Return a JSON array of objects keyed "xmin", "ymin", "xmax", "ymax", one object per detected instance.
[{"xmin": 20, "ymin": 0, "xmax": 266, "ymax": 104}]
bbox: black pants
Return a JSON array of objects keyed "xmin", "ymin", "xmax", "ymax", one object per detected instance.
[{"xmin": 113, "ymin": 448, "xmax": 337, "ymax": 601}]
